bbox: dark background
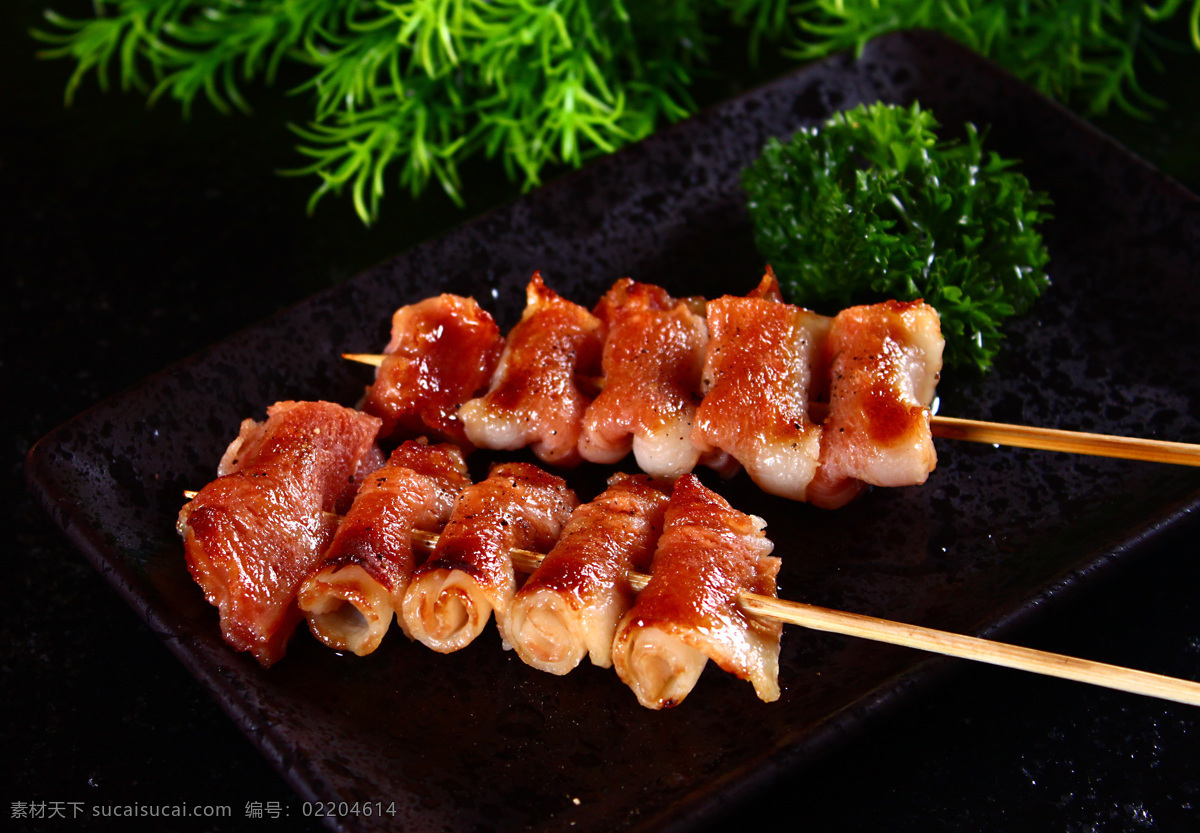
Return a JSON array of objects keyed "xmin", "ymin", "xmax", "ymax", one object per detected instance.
[{"xmin": 6, "ymin": 4, "xmax": 1200, "ymax": 832}]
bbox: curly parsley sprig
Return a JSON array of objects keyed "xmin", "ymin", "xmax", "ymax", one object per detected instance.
[{"xmin": 742, "ymin": 102, "xmax": 1053, "ymax": 373}]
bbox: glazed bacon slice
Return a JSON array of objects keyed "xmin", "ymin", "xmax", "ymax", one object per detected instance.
[
  {"xmin": 579, "ymin": 279, "xmax": 719, "ymax": 479},
  {"xmin": 360, "ymin": 293, "xmax": 503, "ymax": 446},
  {"xmin": 500, "ymin": 473, "xmax": 671, "ymax": 675},
  {"xmin": 810, "ymin": 300, "xmax": 944, "ymax": 507},
  {"xmin": 611, "ymin": 474, "xmax": 782, "ymax": 708},
  {"xmin": 297, "ymin": 439, "xmax": 471, "ymax": 656},
  {"xmin": 215, "ymin": 405, "xmax": 383, "ymax": 513},
  {"xmin": 401, "ymin": 462, "xmax": 579, "ymax": 653},
  {"xmin": 692, "ymin": 271, "xmax": 832, "ymax": 501},
  {"xmin": 177, "ymin": 401, "xmax": 383, "ymax": 666},
  {"xmin": 458, "ymin": 273, "xmax": 603, "ymax": 466}
]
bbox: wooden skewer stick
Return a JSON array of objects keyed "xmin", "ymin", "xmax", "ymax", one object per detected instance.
[
  {"xmin": 342, "ymin": 352, "xmax": 1200, "ymax": 466},
  {"xmin": 929, "ymin": 415, "xmax": 1200, "ymax": 467},
  {"xmin": 409, "ymin": 529, "xmax": 1200, "ymax": 707},
  {"xmin": 738, "ymin": 595, "xmax": 1200, "ymax": 707},
  {"xmin": 341, "ymin": 353, "xmax": 386, "ymax": 367}
]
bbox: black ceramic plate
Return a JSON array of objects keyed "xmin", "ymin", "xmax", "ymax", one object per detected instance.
[{"xmin": 25, "ymin": 30, "xmax": 1200, "ymax": 833}]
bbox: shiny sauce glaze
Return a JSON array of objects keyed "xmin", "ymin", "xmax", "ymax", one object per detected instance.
[
  {"xmin": 361, "ymin": 293, "xmax": 503, "ymax": 446},
  {"xmin": 459, "ymin": 273, "xmax": 603, "ymax": 466},
  {"xmin": 177, "ymin": 401, "xmax": 383, "ymax": 666},
  {"xmin": 612, "ymin": 473, "xmax": 781, "ymax": 708},
  {"xmin": 580, "ymin": 279, "xmax": 710, "ymax": 478},
  {"xmin": 502, "ymin": 473, "xmax": 671, "ymax": 674}
]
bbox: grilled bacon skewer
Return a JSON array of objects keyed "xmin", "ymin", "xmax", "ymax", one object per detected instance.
[
  {"xmin": 347, "ymin": 270, "xmax": 943, "ymax": 505},
  {"xmin": 500, "ymin": 473, "xmax": 672, "ymax": 674},
  {"xmin": 400, "ymin": 462, "xmax": 579, "ymax": 653},
  {"xmin": 457, "ymin": 273, "xmax": 603, "ymax": 466},
  {"xmin": 183, "ymin": 472, "xmax": 1200, "ymax": 708},
  {"xmin": 177, "ymin": 401, "xmax": 384, "ymax": 667},
  {"xmin": 611, "ymin": 473, "xmax": 783, "ymax": 708},
  {"xmin": 296, "ymin": 439, "xmax": 471, "ymax": 656}
]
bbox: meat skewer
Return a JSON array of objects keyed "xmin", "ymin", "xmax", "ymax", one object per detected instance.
[
  {"xmin": 499, "ymin": 472, "xmax": 672, "ymax": 675},
  {"xmin": 611, "ymin": 473, "xmax": 783, "ymax": 708},
  {"xmin": 177, "ymin": 400, "xmax": 384, "ymax": 667},
  {"xmin": 400, "ymin": 461, "xmax": 579, "ymax": 653},
  {"xmin": 181, "ymin": 476, "xmax": 1200, "ymax": 707},
  {"xmin": 296, "ymin": 439, "xmax": 471, "ymax": 656}
]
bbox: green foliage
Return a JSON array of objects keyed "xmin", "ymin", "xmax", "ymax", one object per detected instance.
[
  {"xmin": 32, "ymin": 1, "xmax": 1199, "ymax": 223},
  {"xmin": 789, "ymin": 0, "xmax": 1199, "ymax": 118},
  {"xmin": 286, "ymin": 0, "xmax": 704, "ymax": 217},
  {"xmin": 33, "ymin": 0, "xmax": 715, "ymax": 222},
  {"xmin": 742, "ymin": 102, "xmax": 1053, "ymax": 372}
]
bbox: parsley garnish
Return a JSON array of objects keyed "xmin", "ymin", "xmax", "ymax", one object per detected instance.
[{"xmin": 742, "ymin": 101, "xmax": 1053, "ymax": 373}]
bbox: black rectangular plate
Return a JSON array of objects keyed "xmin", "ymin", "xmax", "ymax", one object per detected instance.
[{"xmin": 25, "ymin": 30, "xmax": 1200, "ymax": 833}]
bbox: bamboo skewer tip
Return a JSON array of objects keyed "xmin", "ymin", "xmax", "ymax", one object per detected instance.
[{"xmin": 342, "ymin": 352, "xmax": 385, "ymax": 367}]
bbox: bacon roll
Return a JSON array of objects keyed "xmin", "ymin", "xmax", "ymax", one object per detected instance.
[
  {"xmin": 297, "ymin": 439, "xmax": 471, "ymax": 656},
  {"xmin": 360, "ymin": 293, "xmax": 503, "ymax": 446},
  {"xmin": 458, "ymin": 273, "xmax": 603, "ymax": 466},
  {"xmin": 611, "ymin": 474, "xmax": 782, "ymax": 708},
  {"xmin": 500, "ymin": 473, "xmax": 671, "ymax": 675},
  {"xmin": 352, "ymin": 275, "xmax": 946, "ymax": 508},
  {"xmin": 579, "ymin": 279, "xmax": 717, "ymax": 479},
  {"xmin": 810, "ymin": 300, "xmax": 944, "ymax": 506},
  {"xmin": 177, "ymin": 401, "xmax": 383, "ymax": 666},
  {"xmin": 400, "ymin": 462, "xmax": 579, "ymax": 653},
  {"xmin": 692, "ymin": 270, "xmax": 832, "ymax": 501}
]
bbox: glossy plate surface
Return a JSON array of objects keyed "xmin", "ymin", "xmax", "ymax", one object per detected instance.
[{"xmin": 26, "ymin": 30, "xmax": 1200, "ymax": 833}]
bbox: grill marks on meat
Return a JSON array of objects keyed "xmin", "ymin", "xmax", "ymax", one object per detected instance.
[
  {"xmin": 297, "ymin": 439, "xmax": 471, "ymax": 656},
  {"xmin": 611, "ymin": 474, "xmax": 782, "ymax": 708},
  {"xmin": 177, "ymin": 401, "xmax": 383, "ymax": 666},
  {"xmin": 401, "ymin": 462, "xmax": 579, "ymax": 653},
  {"xmin": 501, "ymin": 473, "xmax": 671, "ymax": 675},
  {"xmin": 360, "ymin": 294, "xmax": 503, "ymax": 447},
  {"xmin": 459, "ymin": 273, "xmax": 603, "ymax": 466}
]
